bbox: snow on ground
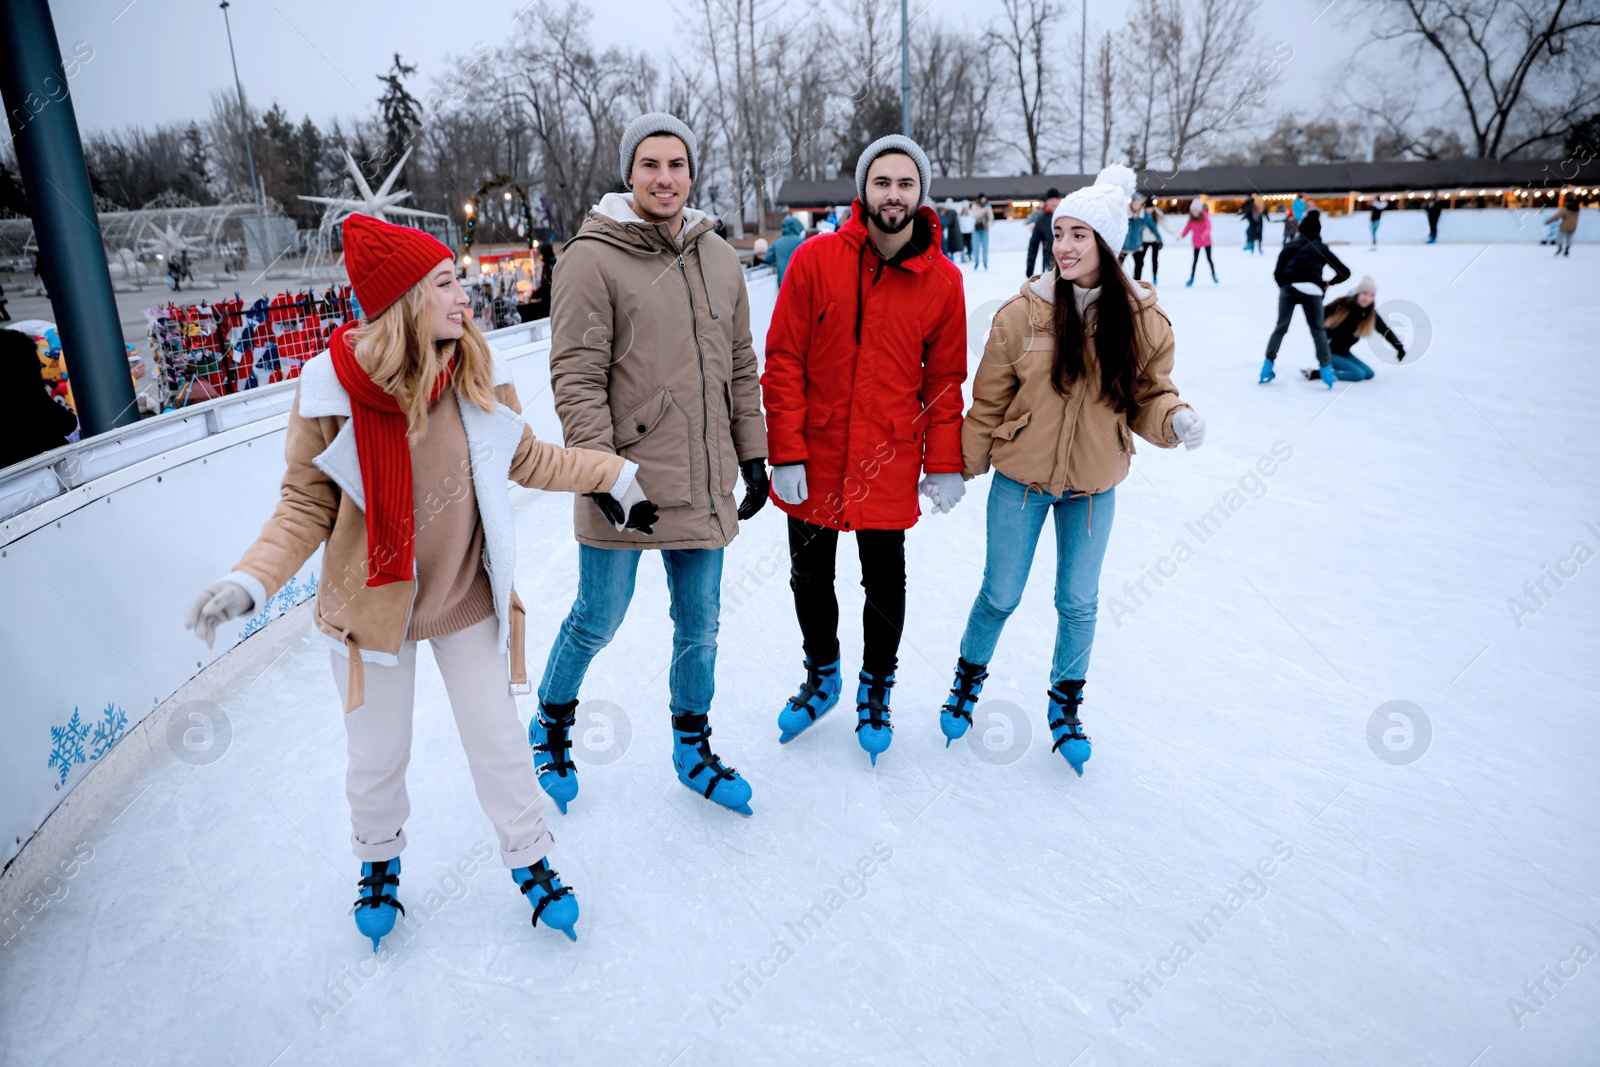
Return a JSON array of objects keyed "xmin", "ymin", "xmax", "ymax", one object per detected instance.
[{"xmin": 2, "ymin": 236, "xmax": 1597, "ymax": 1067}]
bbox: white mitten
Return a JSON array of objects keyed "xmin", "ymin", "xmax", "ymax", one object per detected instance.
[
  {"xmin": 918, "ymin": 472, "xmax": 967, "ymax": 514},
  {"xmin": 772, "ymin": 463, "xmax": 808, "ymax": 505},
  {"xmin": 1171, "ymin": 408, "xmax": 1206, "ymax": 451},
  {"xmin": 184, "ymin": 580, "xmax": 256, "ymax": 648}
]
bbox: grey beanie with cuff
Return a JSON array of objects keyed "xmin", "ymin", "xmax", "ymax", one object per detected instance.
[
  {"xmin": 854, "ymin": 134, "xmax": 932, "ymax": 206},
  {"xmin": 619, "ymin": 112, "xmax": 699, "ymax": 185}
]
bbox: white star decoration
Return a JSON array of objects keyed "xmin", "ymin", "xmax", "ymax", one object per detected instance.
[{"xmin": 298, "ymin": 146, "xmax": 448, "ymax": 223}]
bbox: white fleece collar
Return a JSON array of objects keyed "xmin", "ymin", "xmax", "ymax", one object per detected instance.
[{"xmin": 596, "ymin": 191, "xmax": 707, "ymax": 247}]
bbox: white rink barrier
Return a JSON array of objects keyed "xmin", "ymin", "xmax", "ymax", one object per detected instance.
[
  {"xmin": 1214, "ymin": 205, "xmax": 1597, "ymax": 246},
  {"xmin": 0, "ymin": 268, "xmax": 777, "ymax": 876}
]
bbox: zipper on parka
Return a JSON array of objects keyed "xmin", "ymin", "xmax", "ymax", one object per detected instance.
[{"xmin": 676, "ymin": 250, "xmax": 717, "ymax": 517}]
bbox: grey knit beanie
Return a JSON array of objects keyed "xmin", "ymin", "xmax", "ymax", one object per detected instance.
[
  {"xmin": 619, "ymin": 112, "xmax": 698, "ymax": 185},
  {"xmin": 855, "ymin": 134, "xmax": 931, "ymax": 206}
]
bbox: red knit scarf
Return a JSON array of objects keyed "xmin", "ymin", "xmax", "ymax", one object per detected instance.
[{"xmin": 328, "ymin": 321, "xmax": 456, "ymax": 587}]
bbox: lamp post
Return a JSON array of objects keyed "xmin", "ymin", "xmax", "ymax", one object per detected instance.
[
  {"xmin": 0, "ymin": 0, "xmax": 136, "ymax": 435},
  {"xmin": 901, "ymin": 0, "xmax": 911, "ymax": 137},
  {"xmin": 219, "ymin": 1, "xmax": 263, "ymax": 215},
  {"xmin": 1078, "ymin": 1, "xmax": 1086, "ymax": 173}
]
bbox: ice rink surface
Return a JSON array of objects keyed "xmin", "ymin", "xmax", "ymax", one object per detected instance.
[{"xmin": 3, "ymin": 235, "xmax": 1598, "ymax": 1066}]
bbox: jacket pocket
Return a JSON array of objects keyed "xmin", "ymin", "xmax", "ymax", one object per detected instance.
[
  {"xmin": 818, "ymin": 300, "xmax": 836, "ymax": 325},
  {"xmin": 1117, "ymin": 420, "xmax": 1136, "ymax": 456},
  {"xmin": 716, "ymin": 381, "xmax": 739, "ymax": 497},
  {"xmin": 991, "ymin": 411, "xmax": 1031, "ymax": 441},
  {"xmin": 612, "ymin": 388, "xmax": 694, "ymax": 508}
]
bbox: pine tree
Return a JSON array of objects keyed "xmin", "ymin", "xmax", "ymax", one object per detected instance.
[{"xmin": 377, "ymin": 53, "xmax": 422, "ymax": 189}]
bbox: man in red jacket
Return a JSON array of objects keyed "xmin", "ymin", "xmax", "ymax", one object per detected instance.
[{"xmin": 761, "ymin": 134, "xmax": 968, "ymax": 765}]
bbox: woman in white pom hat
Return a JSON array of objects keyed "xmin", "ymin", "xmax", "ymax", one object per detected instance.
[{"xmin": 937, "ymin": 165, "xmax": 1207, "ymax": 777}]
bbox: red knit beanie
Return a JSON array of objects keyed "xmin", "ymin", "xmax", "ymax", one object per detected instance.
[{"xmin": 340, "ymin": 213, "xmax": 454, "ymax": 319}]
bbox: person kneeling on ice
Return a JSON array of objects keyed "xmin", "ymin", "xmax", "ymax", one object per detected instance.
[
  {"xmin": 941, "ymin": 165, "xmax": 1205, "ymax": 777},
  {"xmin": 1298, "ymin": 275, "xmax": 1406, "ymax": 382},
  {"xmin": 761, "ymin": 134, "xmax": 968, "ymax": 766},
  {"xmin": 1259, "ymin": 209, "xmax": 1351, "ymax": 388},
  {"xmin": 537, "ymin": 113, "xmax": 768, "ymax": 817},
  {"xmin": 183, "ymin": 214, "xmax": 658, "ymax": 949}
]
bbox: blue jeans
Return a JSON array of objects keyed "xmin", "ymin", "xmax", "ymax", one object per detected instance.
[
  {"xmin": 1330, "ymin": 352, "xmax": 1374, "ymax": 380},
  {"xmin": 971, "ymin": 228, "xmax": 989, "ymax": 267},
  {"xmin": 958, "ymin": 474, "xmax": 1116, "ymax": 684},
  {"xmin": 539, "ymin": 546, "xmax": 723, "ymax": 717}
]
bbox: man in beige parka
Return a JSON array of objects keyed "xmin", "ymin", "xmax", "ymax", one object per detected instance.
[{"xmin": 532, "ymin": 112, "xmax": 768, "ymax": 817}]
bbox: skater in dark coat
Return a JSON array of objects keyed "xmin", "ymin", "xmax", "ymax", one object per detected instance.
[
  {"xmin": 0, "ymin": 327, "xmax": 77, "ymax": 469},
  {"xmin": 1259, "ymin": 210, "xmax": 1351, "ymax": 387},
  {"xmin": 1027, "ymin": 187, "xmax": 1062, "ymax": 276},
  {"xmin": 1425, "ymin": 193, "xmax": 1444, "ymax": 243},
  {"xmin": 1297, "ymin": 275, "xmax": 1405, "ymax": 382}
]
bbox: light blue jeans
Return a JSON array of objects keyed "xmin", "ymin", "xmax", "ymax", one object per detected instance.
[
  {"xmin": 539, "ymin": 545, "xmax": 723, "ymax": 717},
  {"xmin": 958, "ymin": 474, "xmax": 1116, "ymax": 684},
  {"xmin": 970, "ymin": 227, "xmax": 989, "ymax": 268}
]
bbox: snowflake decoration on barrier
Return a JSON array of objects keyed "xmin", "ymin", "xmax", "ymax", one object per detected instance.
[
  {"xmin": 48, "ymin": 709, "xmax": 90, "ymax": 786},
  {"xmin": 90, "ymin": 704, "xmax": 128, "ymax": 761},
  {"xmin": 240, "ymin": 570, "xmax": 319, "ymax": 639}
]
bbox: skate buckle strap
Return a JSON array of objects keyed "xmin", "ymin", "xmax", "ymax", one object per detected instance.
[
  {"xmin": 943, "ymin": 661, "xmax": 989, "ymax": 725},
  {"xmin": 785, "ymin": 680, "xmax": 828, "ymax": 720},
  {"xmin": 1047, "ymin": 686, "xmax": 1089, "ymax": 751},
  {"xmin": 518, "ymin": 861, "xmax": 574, "ymax": 925},
  {"xmin": 353, "ymin": 862, "xmax": 405, "ymax": 914},
  {"xmin": 534, "ymin": 700, "xmax": 579, "ymax": 777},
  {"xmin": 855, "ymin": 696, "xmax": 892, "ymax": 733},
  {"xmin": 674, "ymin": 715, "xmax": 739, "ymax": 798}
]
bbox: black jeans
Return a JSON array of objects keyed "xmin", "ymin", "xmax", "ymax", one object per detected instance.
[
  {"xmin": 1263, "ymin": 286, "xmax": 1332, "ymax": 366},
  {"xmin": 788, "ymin": 517, "xmax": 906, "ymax": 679},
  {"xmin": 1026, "ymin": 231, "xmax": 1055, "ymax": 276},
  {"xmin": 1131, "ymin": 244, "xmax": 1160, "ymax": 280}
]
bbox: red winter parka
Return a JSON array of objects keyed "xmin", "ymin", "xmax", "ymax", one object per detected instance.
[{"xmin": 761, "ymin": 201, "xmax": 967, "ymax": 531}]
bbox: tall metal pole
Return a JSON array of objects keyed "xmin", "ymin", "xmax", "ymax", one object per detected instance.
[
  {"xmin": 0, "ymin": 0, "xmax": 137, "ymax": 435},
  {"xmin": 220, "ymin": 1, "xmax": 262, "ymax": 213},
  {"xmin": 1078, "ymin": 1, "xmax": 1087, "ymax": 173},
  {"xmin": 901, "ymin": 0, "xmax": 911, "ymax": 137}
]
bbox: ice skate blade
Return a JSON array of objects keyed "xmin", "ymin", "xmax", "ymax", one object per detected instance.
[
  {"xmin": 678, "ymin": 779, "xmax": 754, "ymax": 817},
  {"xmin": 370, "ymin": 937, "xmax": 380, "ymax": 953}
]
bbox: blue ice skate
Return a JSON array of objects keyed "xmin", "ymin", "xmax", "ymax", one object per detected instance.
[
  {"xmin": 353, "ymin": 858, "xmax": 403, "ymax": 953},
  {"xmin": 1047, "ymin": 681, "xmax": 1091, "ymax": 776},
  {"xmin": 939, "ymin": 658, "xmax": 988, "ymax": 746},
  {"xmin": 529, "ymin": 699, "xmax": 579, "ymax": 814},
  {"xmin": 855, "ymin": 671, "xmax": 895, "ymax": 765},
  {"xmin": 672, "ymin": 712, "xmax": 753, "ymax": 815},
  {"xmin": 1259, "ymin": 357, "xmax": 1276, "ymax": 384},
  {"xmin": 512, "ymin": 858, "xmax": 579, "ymax": 942},
  {"xmin": 778, "ymin": 658, "xmax": 842, "ymax": 743}
]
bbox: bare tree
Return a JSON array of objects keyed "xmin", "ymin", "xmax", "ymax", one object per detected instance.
[
  {"xmin": 988, "ymin": 0, "xmax": 1062, "ymax": 174},
  {"xmin": 1366, "ymin": 0, "xmax": 1600, "ymax": 159},
  {"xmin": 1095, "ymin": 31, "xmax": 1114, "ymax": 168},
  {"xmin": 1150, "ymin": 0, "xmax": 1261, "ymax": 170}
]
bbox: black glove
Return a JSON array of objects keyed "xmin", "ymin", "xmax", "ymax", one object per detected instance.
[
  {"xmin": 736, "ymin": 459, "xmax": 770, "ymax": 520},
  {"xmin": 588, "ymin": 492, "xmax": 659, "ymax": 535}
]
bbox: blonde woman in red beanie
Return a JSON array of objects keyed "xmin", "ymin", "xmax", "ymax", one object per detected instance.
[{"xmin": 183, "ymin": 213, "xmax": 656, "ymax": 949}]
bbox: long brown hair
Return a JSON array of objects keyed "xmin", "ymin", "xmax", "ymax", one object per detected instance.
[
  {"xmin": 1050, "ymin": 233, "xmax": 1145, "ymax": 415},
  {"xmin": 1323, "ymin": 295, "xmax": 1375, "ymax": 338},
  {"xmin": 348, "ymin": 275, "xmax": 498, "ymax": 442}
]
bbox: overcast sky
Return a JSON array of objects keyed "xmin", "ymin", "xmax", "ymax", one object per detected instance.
[{"xmin": 57, "ymin": 0, "xmax": 1377, "ymax": 160}]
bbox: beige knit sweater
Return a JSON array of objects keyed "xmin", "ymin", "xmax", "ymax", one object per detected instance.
[{"xmin": 405, "ymin": 387, "xmax": 494, "ymax": 640}]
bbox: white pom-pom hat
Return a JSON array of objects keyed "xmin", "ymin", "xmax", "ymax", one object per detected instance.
[{"xmin": 1052, "ymin": 164, "xmax": 1140, "ymax": 254}]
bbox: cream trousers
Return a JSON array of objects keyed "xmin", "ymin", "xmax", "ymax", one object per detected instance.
[{"xmin": 330, "ymin": 614, "xmax": 554, "ymax": 869}]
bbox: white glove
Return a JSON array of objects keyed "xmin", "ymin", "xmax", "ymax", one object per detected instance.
[
  {"xmin": 772, "ymin": 463, "xmax": 808, "ymax": 505},
  {"xmin": 184, "ymin": 580, "xmax": 256, "ymax": 648},
  {"xmin": 918, "ymin": 472, "xmax": 966, "ymax": 514},
  {"xmin": 1171, "ymin": 408, "xmax": 1206, "ymax": 451}
]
